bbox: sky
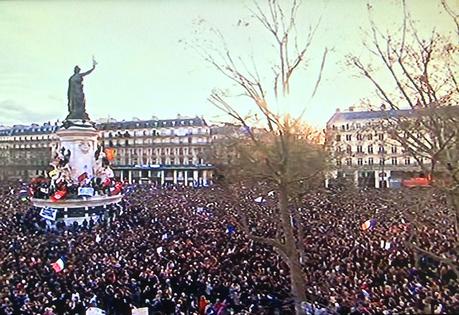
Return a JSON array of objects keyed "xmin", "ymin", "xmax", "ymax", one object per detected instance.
[{"xmin": 0, "ymin": 0, "xmax": 456, "ymax": 128}]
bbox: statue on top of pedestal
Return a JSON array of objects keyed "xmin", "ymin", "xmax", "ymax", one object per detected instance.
[{"xmin": 66, "ymin": 57, "xmax": 97, "ymax": 121}]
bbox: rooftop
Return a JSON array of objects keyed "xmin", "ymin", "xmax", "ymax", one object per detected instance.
[
  {"xmin": 97, "ymin": 117, "xmax": 207, "ymax": 130},
  {"xmin": 327, "ymin": 109, "xmax": 413, "ymax": 126},
  {"xmin": 0, "ymin": 117, "xmax": 208, "ymax": 136}
]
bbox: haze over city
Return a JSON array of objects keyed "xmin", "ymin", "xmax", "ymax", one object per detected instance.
[{"xmin": 0, "ymin": 0, "xmax": 455, "ymax": 127}]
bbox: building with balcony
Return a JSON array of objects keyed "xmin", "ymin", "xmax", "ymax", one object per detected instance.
[
  {"xmin": 0, "ymin": 123, "xmax": 59, "ymax": 180},
  {"xmin": 0, "ymin": 116, "xmax": 214, "ymax": 185},
  {"xmin": 326, "ymin": 107, "xmax": 428, "ymax": 188},
  {"xmin": 98, "ymin": 116, "xmax": 213, "ymax": 185}
]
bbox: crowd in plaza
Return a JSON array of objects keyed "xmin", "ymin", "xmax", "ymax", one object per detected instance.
[{"xmin": 0, "ymin": 180, "xmax": 457, "ymax": 314}]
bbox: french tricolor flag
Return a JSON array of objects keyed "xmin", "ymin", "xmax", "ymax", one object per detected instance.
[{"xmin": 51, "ymin": 257, "xmax": 65, "ymax": 273}]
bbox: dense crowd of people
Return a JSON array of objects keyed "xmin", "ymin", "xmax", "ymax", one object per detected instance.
[{"xmin": 0, "ymin": 180, "xmax": 457, "ymax": 314}]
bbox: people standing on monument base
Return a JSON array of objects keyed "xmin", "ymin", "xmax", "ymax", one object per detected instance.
[{"xmin": 0, "ymin": 181, "xmax": 457, "ymax": 314}]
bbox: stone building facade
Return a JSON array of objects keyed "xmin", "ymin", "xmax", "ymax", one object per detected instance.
[
  {"xmin": 0, "ymin": 116, "xmax": 214, "ymax": 185},
  {"xmin": 326, "ymin": 108, "xmax": 428, "ymax": 188}
]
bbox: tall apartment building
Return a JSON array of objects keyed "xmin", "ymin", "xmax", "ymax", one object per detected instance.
[
  {"xmin": 98, "ymin": 116, "xmax": 213, "ymax": 185},
  {"xmin": 326, "ymin": 107, "xmax": 427, "ymax": 188},
  {"xmin": 0, "ymin": 116, "xmax": 214, "ymax": 185},
  {"xmin": 0, "ymin": 123, "xmax": 59, "ymax": 180}
]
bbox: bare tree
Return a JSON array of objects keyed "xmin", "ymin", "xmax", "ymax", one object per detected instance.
[
  {"xmin": 197, "ymin": 1, "xmax": 328, "ymax": 313},
  {"xmin": 349, "ymin": 0, "xmax": 459, "ymax": 272}
]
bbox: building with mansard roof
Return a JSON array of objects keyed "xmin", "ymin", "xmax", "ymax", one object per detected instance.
[
  {"xmin": 0, "ymin": 116, "xmax": 215, "ymax": 185},
  {"xmin": 325, "ymin": 107, "xmax": 428, "ymax": 188}
]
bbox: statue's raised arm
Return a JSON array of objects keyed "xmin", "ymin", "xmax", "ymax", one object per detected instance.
[
  {"xmin": 81, "ymin": 64, "xmax": 95, "ymax": 77},
  {"xmin": 66, "ymin": 59, "xmax": 97, "ymax": 121}
]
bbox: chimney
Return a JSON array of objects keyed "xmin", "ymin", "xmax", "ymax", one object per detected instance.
[
  {"xmin": 348, "ymin": 106, "xmax": 355, "ymax": 112},
  {"xmin": 336, "ymin": 108, "xmax": 341, "ymax": 112}
]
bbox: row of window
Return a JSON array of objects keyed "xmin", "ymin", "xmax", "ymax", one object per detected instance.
[
  {"xmin": 0, "ymin": 135, "xmax": 54, "ymax": 142},
  {"xmin": 339, "ymin": 144, "xmax": 401, "ymax": 154},
  {"xmin": 331, "ymin": 122, "xmax": 366, "ymax": 131},
  {"xmin": 115, "ymin": 157, "xmax": 203, "ymax": 166},
  {"xmin": 337, "ymin": 156, "xmax": 423, "ymax": 166},
  {"xmin": 105, "ymin": 137, "xmax": 209, "ymax": 147},
  {"xmin": 104, "ymin": 128, "xmax": 209, "ymax": 138},
  {"xmin": 336, "ymin": 133, "xmax": 384, "ymax": 142}
]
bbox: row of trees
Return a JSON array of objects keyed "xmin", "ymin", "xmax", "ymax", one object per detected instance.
[{"xmin": 197, "ymin": 1, "xmax": 458, "ymax": 314}]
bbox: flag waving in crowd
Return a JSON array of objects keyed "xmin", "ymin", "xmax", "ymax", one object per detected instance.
[{"xmin": 51, "ymin": 257, "xmax": 66, "ymax": 273}]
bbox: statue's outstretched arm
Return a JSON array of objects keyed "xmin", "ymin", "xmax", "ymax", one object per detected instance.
[{"xmin": 81, "ymin": 65, "xmax": 96, "ymax": 77}]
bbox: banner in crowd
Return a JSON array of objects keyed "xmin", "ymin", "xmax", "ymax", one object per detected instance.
[
  {"xmin": 226, "ymin": 224, "xmax": 236, "ymax": 235},
  {"xmin": 78, "ymin": 187, "xmax": 95, "ymax": 197},
  {"xmin": 39, "ymin": 207, "xmax": 58, "ymax": 221},
  {"xmin": 131, "ymin": 308, "xmax": 148, "ymax": 315},
  {"xmin": 19, "ymin": 189, "xmax": 29, "ymax": 201},
  {"xmin": 361, "ymin": 218, "xmax": 377, "ymax": 230},
  {"xmin": 51, "ymin": 189, "xmax": 67, "ymax": 202},
  {"xmin": 254, "ymin": 196, "xmax": 265, "ymax": 203},
  {"xmin": 86, "ymin": 307, "xmax": 105, "ymax": 315}
]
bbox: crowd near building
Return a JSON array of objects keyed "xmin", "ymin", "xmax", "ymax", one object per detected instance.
[
  {"xmin": 326, "ymin": 107, "xmax": 429, "ymax": 188},
  {"xmin": 0, "ymin": 116, "xmax": 215, "ymax": 185}
]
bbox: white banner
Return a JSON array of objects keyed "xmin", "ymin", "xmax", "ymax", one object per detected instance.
[
  {"xmin": 86, "ymin": 307, "xmax": 105, "ymax": 315},
  {"xmin": 131, "ymin": 308, "xmax": 149, "ymax": 315},
  {"xmin": 78, "ymin": 187, "xmax": 94, "ymax": 197},
  {"xmin": 39, "ymin": 207, "xmax": 58, "ymax": 221}
]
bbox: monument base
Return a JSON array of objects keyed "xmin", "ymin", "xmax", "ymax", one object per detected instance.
[
  {"xmin": 56, "ymin": 124, "xmax": 99, "ymax": 182},
  {"xmin": 31, "ymin": 194, "xmax": 123, "ymax": 225}
]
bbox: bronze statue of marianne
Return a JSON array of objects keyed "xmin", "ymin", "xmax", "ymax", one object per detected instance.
[{"xmin": 66, "ymin": 58, "xmax": 97, "ymax": 121}]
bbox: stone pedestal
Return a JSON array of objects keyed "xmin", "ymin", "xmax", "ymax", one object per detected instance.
[
  {"xmin": 56, "ymin": 123, "xmax": 98, "ymax": 182},
  {"xmin": 31, "ymin": 119, "xmax": 123, "ymax": 225}
]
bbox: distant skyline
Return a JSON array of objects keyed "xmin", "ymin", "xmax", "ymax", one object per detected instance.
[{"xmin": 0, "ymin": 0, "xmax": 456, "ymax": 127}]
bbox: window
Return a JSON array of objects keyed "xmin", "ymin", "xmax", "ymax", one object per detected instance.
[
  {"xmin": 356, "ymin": 134, "xmax": 363, "ymax": 141},
  {"xmin": 368, "ymin": 157, "xmax": 374, "ymax": 165},
  {"xmin": 346, "ymin": 158, "xmax": 352, "ymax": 166},
  {"xmin": 367, "ymin": 134, "xmax": 372, "ymax": 141},
  {"xmin": 404, "ymin": 157, "xmax": 411, "ymax": 165},
  {"xmin": 356, "ymin": 123, "xmax": 361, "ymax": 129},
  {"xmin": 368, "ymin": 145, "xmax": 373, "ymax": 154},
  {"xmin": 378, "ymin": 134, "xmax": 384, "ymax": 141},
  {"xmin": 345, "ymin": 134, "xmax": 352, "ymax": 141},
  {"xmin": 391, "ymin": 157, "xmax": 398, "ymax": 165},
  {"xmin": 379, "ymin": 159, "xmax": 385, "ymax": 165},
  {"xmin": 335, "ymin": 134, "xmax": 341, "ymax": 142},
  {"xmin": 346, "ymin": 124, "xmax": 349, "ymax": 130},
  {"xmin": 378, "ymin": 145, "xmax": 385, "ymax": 154},
  {"xmin": 336, "ymin": 160, "xmax": 342, "ymax": 166},
  {"xmin": 337, "ymin": 146, "xmax": 342, "ymax": 152},
  {"xmin": 346, "ymin": 145, "xmax": 352, "ymax": 154},
  {"xmin": 357, "ymin": 158, "xmax": 363, "ymax": 166},
  {"xmin": 357, "ymin": 145, "xmax": 363, "ymax": 153},
  {"xmin": 391, "ymin": 145, "xmax": 397, "ymax": 154}
]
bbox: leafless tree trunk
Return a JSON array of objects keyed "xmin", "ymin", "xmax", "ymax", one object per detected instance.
[{"xmin": 196, "ymin": 1, "xmax": 328, "ymax": 313}]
